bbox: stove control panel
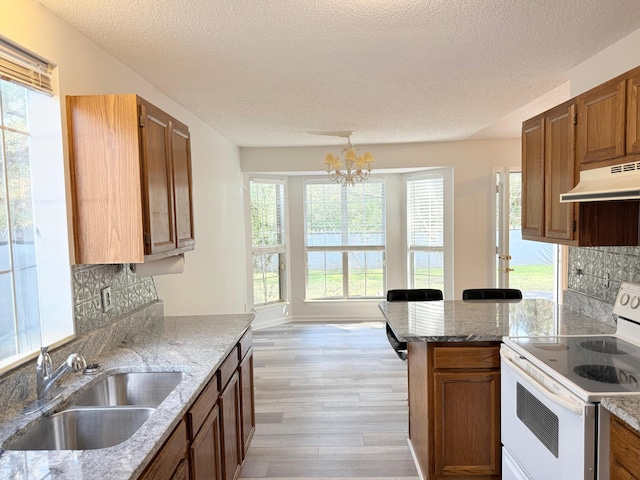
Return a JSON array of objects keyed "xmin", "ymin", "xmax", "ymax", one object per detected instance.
[{"xmin": 614, "ymin": 282, "xmax": 640, "ymax": 322}]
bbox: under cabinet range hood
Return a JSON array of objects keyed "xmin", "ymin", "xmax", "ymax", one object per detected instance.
[{"xmin": 560, "ymin": 161, "xmax": 640, "ymax": 202}]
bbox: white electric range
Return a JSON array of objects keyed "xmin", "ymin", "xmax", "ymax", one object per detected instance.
[{"xmin": 501, "ymin": 281, "xmax": 640, "ymax": 480}]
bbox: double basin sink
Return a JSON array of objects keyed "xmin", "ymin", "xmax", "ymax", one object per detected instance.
[{"xmin": 4, "ymin": 371, "xmax": 184, "ymax": 451}]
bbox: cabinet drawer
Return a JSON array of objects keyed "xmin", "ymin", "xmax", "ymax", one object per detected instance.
[
  {"xmin": 433, "ymin": 345, "xmax": 500, "ymax": 370},
  {"xmin": 238, "ymin": 328, "xmax": 253, "ymax": 360},
  {"xmin": 218, "ymin": 346, "xmax": 239, "ymax": 390},
  {"xmin": 187, "ymin": 374, "xmax": 219, "ymax": 439},
  {"xmin": 611, "ymin": 415, "xmax": 640, "ymax": 475}
]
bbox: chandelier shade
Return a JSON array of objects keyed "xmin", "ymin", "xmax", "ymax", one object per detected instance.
[{"xmin": 324, "ymin": 135, "xmax": 373, "ymax": 186}]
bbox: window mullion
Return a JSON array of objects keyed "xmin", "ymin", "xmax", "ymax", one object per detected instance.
[{"xmin": 342, "ymin": 251, "xmax": 349, "ymax": 298}]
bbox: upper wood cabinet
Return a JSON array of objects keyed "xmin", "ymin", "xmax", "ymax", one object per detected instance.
[
  {"xmin": 522, "ymin": 70, "xmax": 640, "ymax": 247},
  {"xmin": 67, "ymin": 94, "xmax": 195, "ymax": 264},
  {"xmin": 577, "ymin": 65, "xmax": 640, "ymax": 170},
  {"xmin": 521, "ymin": 115, "xmax": 545, "ymax": 239},
  {"xmin": 522, "ymin": 100, "xmax": 579, "ymax": 244}
]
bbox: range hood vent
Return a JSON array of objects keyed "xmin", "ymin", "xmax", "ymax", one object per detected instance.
[{"xmin": 560, "ymin": 162, "xmax": 640, "ymax": 203}]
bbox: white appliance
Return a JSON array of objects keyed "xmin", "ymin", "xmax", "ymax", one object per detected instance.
[{"xmin": 501, "ymin": 281, "xmax": 640, "ymax": 480}]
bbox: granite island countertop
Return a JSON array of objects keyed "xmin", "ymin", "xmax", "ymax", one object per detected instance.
[
  {"xmin": 0, "ymin": 312, "xmax": 253, "ymax": 480},
  {"xmin": 380, "ymin": 298, "xmax": 616, "ymax": 342}
]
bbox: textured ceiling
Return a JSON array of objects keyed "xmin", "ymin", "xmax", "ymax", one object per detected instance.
[{"xmin": 37, "ymin": 0, "xmax": 640, "ymax": 147}]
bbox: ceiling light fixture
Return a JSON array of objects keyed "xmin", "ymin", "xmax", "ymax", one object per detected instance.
[{"xmin": 323, "ymin": 133, "xmax": 374, "ymax": 186}]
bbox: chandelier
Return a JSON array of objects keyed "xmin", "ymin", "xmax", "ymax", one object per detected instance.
[{"xmin": 323, "ymin": 134, "xmax": 374, "ymax": 186}]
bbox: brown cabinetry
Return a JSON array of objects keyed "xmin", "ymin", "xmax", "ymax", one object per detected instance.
[
  {"xmin": 238, "ymin": 328, "xmax": 255, "ymax": 459},
  {"xmin": 522, "ymin": 101, "xmax": 580, "ymax": 244},
  {"xmin": 408, "ymin": 342, "xmax": 500, "ymax": 479},
  {"xmin": 610, "ymin": 414, "xmax": 640, "ymax": 480},
  {"xmin": 521, "ymin": 115, "xmax": 546, "ymax": 239},
  {"xmin": 67, "ymin": 94, "xmax": 195, "ymax": 264},
  {"xmin": 220, "ymin": 371, "xmax": 242, "ymax": 480},
  {"xmin": 139, "ymin": 420, "xmax": 189, "ymax": 480},
  {"xmin": 188, "ymin": 374, "xmax": 222, "ymax": 480},
  {"xmin": 577, "ymin": 76, "xmax": 627, "ymax": 169},
  {"xmin": 521, "ymin": 99, "xmax": 639, "ymax": 246},
  {"xmin": 139, "ymin": 327, "xmax": 254, "ymax": 480},
  {"xmin": 575, "ymin": 65, "xmax": 640, "ymax": 170}
]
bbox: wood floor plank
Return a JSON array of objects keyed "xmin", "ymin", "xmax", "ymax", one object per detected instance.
[{"xmin": 241, "ymin": 322, "xmax": 419, "ymax": 479}]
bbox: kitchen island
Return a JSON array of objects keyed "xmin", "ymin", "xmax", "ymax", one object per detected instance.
[
  {"xmin": 380, "ymin": 299, "xmax": 615, "ymax": 480},
  {"xmin": 0, "ymin": 308, "xmax": 254, "ymax": 480}
]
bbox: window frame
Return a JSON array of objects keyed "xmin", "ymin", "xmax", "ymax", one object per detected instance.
[
  {"xmin": 0, "ymin": 41, "xmax": 73, "ymax": 373},
  {"xmin": 405, "ymin": 169, "xmax": 453, "ymax": 298},
  {"xmin": 303, "ymin": 178, "xmax": 387, "ymax": 300},
  {"xmin": 248, "ymin": 177, "xmax": 288, "ymax": 308}
]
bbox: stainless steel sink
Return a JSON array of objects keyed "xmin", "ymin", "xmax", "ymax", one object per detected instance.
[
  {"xmin": 3, "ymin": 407, "xmax": 155, "ymax": 450},
  {"xmin": 3, "ymin": 371, "xmax": 185, "ymax": 451},
  {"xmin": 71, "ymin": 372, "xmax": 185, "ymax": 407}
]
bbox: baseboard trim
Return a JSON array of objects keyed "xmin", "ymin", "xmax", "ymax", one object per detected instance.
[{"xmin": 407, "ymin": 438, "xmax": 425, "ymax": 480}]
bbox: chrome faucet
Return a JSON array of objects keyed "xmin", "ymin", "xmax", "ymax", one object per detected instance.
[{"xmin": 36, "ymin": 346, "xmax": 87, "ymax": 402}]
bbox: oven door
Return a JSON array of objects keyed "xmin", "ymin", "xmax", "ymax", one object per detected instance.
[{"xmin": 501, "ymin": 345, "xmax": 597, "ymax": 480}]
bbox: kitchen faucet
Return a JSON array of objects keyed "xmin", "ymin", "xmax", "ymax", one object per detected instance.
[{"xmin": 36, "ymin": 346, "xmax": 87, "ymax": 402}]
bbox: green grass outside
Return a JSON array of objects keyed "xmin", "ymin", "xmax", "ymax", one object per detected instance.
[{"xmin": 255, "ymin": 264, "xmax": 555, "ymax": 301}]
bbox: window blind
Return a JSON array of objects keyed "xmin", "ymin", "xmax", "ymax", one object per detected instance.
[
  {"xmin": 304, "ymin": 180, "xmax": 386, "ymax": 247},
  {"xmin": 407, "ymin": 174, "xmax": 444, "ymax": 248},
  {"xmin": 0, "ymin": 38, "xmax": 53, "ymax": 96}
]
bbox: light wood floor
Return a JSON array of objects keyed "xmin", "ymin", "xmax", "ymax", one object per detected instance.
[{"xmin": 240, "ymin": 321, "xmax": 420, "ymax": 479}]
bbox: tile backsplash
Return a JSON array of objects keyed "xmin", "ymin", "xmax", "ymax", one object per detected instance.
[
  {"xmin": 72, "ymin": 264, "xmax": 157, "ymax": 335},
  {"xmin": 565, "ymin": 246, "xmax": 640, "ymax": 323}
]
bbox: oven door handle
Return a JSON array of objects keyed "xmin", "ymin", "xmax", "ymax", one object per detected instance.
[{"xmin": 500, "ymin": 347, "xmax": 585, "ymax": 416}]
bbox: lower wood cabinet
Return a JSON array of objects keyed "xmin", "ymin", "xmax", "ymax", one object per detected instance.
[
  {"xmin": 190, "ymin": 405, "xmax": 222, "ymax": 479},
  {"xmin": 610, "ymin": 414, "xmax": 640, "ymax": 479},
  {"xmin": 139, "ymin": 420, "xmax": 189, "ymax": 480},
  {"xmin": 187, "ymin": 372, "xmax": 222, "ymax": 480},
  {"xmin": 220, "ymin": 371, "xmax": 242, "ymax": 480},
  {"xmin": 408, "ymin": 342, "xmax": 501, "ymax": 479},
  {"xmin": 139, "ymin": 327, "xmax": 254, "ymax": 480},
  {"xmin": 239, "ymin": 347, "xmax": 255, "ymax": 458}
]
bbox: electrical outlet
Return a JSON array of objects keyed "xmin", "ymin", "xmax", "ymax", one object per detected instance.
[{"xmin": 101, "ymin": 286, "xmax": 113, "ymax": 313}]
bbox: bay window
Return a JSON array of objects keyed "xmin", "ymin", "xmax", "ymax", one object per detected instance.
[{"xmin": 304, "ymin": 180, "xmax": 386, "ymax": 299}]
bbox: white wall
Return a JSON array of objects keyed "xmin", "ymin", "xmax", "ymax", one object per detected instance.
[
  {"xmin": 570, "ymin": 28, "xmax": 640, "ymax": 96},
  {"xmin": 1, "ymin": 0, "xmax": 248, "ymax": 316},
  {"xmin": 241, "ymin": 138, "xmax": 521, "ymax": 318}
]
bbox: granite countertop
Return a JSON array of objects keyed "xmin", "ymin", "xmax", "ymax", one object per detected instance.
[
  {"xmin": 602, "ymin": 397, "xmax": 640, "ymax": 434},
  {"xmin": 0, "ymin": 313, "xmax": 253, "ymax": 480},
  {"xmin": 380, "ymin": 298, "xmax": 616, "ymax": 342},
  {"xmin": 381, "ymin": 298, "xmax": 640, "ymax": 433}
]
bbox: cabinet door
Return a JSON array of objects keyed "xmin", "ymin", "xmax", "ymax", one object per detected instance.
[
  {"xmin": 239, "ymin": 348, "xmax": 255, "ymax": 459},
  {"xmin": 627, "ymin": 72, "xmax": 640, "ymax": 156},
  {"xmin": 220, "ymin": 372, "xmax": 242, "ymax": 480},
  {"xmin": 172, "ymin": 459, "xmax": 190, "ymax": 480},
  {"xmin": 610, "ymin": 415, "xmax": 640, "ymax": 480},
  {"xmin": 521, "ymin": 116, "xmax": 545, "ymax": 238},
  {"xmin": 139, "ymin": 420, "xmax": 188, "ymax": 480},
  {"xmin": 190, "ymin": 405, "xmax": 222, "ymax": 480},
  {"xmin": 544, "ymin": 101, "xmax": 577, "ymax": 241},
  {"xmin": 139, "ymin": 99, "xmax": 177, "ymax": 255},
  {"xmin": 171, "ymin": 119, "xmax": 195, "ymax": 249},
  {"xmin": 432, "ymin": 370, "xmax": 500, "ymax": 477},
  {"xmin": 577, "ymin": 76, "xmax": 626, "ymax": 169}
]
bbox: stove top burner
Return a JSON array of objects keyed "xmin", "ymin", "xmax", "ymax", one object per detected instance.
[
  {"xmin": 579, "ymin": 338, "xmax": 633, "ymax": 355},
  {"xmin": 573, "ymin": 364, "xmax": 639, "ymax": 385}
]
